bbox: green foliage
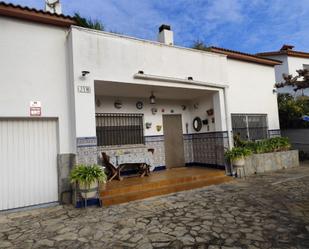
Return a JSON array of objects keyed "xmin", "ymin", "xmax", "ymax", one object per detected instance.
[
  {"xmin": 277, "ymin": 93, "xmax": 309, "ymax": 128},
  {"xmin": 226, "ymin": 137, "xmax": 291, "ymax": 163},
  {"xmin": 70, "ymin": 164, "xmax": 107, "ymax": 185},
  {"xmin": 244, "ymin": 137, "xmax": 291, "ymax": 154},
  {"xmin": 225, "ymin": 147, "xmax": 252, "ymax": 162},
  {"xmin": 192, "ymin": 40, "xmax": 209, "ymax": 51},
  {"xmin": 74, "ymin": 13, "xmax": 104, "ymax": 31}
]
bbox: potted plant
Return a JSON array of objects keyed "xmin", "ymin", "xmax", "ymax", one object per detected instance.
[
  {"xmin": 70, "ymin": 164, "xmax": 107, "ymax": 199},
  {"xmin": 225, "ymin": 147, "xmax": 252, "ymax": 167}
]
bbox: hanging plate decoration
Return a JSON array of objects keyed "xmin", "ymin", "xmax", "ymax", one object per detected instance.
[
  {"xmin": 193, "ymin": 117, "xmax": 202, "ymax": 132},
  {"xmin": 114, "ymin": 100, "xmax": 122, "ymax": 109},
  {"xmin": 136, "ymin": 101, "xmax": 143, "ymax": 110}
]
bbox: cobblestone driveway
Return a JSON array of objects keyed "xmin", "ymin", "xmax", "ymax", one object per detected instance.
[{"xmin": 1, "ymin": 166, "xmax": 309, "ymax": 249}]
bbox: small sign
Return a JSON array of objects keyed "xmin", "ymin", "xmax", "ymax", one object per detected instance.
[
  {"xmin": 78, "ymin": 85, "xmax": 91, "ymax": 93},
  {"xmin": 30, "ymin": 101, "xmax": 41, "ymax": 116}
]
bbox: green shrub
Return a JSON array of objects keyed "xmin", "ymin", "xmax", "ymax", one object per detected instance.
[
  {"xmin": 225, "ymin": 147, "xmax": 252, "ymax": 162},
  {"xmin": 70, "ymin": 164, "xmax": 107, "ymax": 186},
  {"xmin": 231, "ymin": 136, "xmax": 291, "ymax": 155}
]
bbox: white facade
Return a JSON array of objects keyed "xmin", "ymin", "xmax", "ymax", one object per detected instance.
[
  {"xmin": 262, "ymin": 52, "xmax": 309, "ymax": 95},
  {"xmin": 0, "ymin": 16, "xmax": 75, "ymax": 154},
  {"xmin": 0, "ymin": 10, "xmax": 281, "ymax": 209}
]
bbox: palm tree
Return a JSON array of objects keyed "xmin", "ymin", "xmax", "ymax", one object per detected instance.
[{"xmin": 74, "ymin": 13, "xmax": 104, "ymax": 31}]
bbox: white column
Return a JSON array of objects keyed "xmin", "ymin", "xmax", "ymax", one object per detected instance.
[{"xmin": 213, "ymin": 89, "xmax": 227, "ymax": 131}]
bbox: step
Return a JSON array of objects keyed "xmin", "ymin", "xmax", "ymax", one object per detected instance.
[
  {"xmin": 101, "ymin": 176, "xmax": 233, "ymax": 206},
  {"xmin": 102, "ymin": 169, "xmax": 226, "ymax": 196}
]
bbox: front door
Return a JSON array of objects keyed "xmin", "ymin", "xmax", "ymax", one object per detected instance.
[{"xmin": 163, "ymin": 115, "xmax": 185, "ymax": 168}]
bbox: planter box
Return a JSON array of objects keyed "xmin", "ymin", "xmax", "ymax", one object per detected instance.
[{"xmin": 243, "ymin": 150, "xmax": 299, "ymax": 176}]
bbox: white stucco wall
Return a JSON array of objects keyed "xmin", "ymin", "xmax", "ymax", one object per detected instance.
[
  {"xmin": 95, "ymin": 96, "xmax": 216, "ymax": 136},
  {"xmin": 0, "ymin": 17, "xmax": 75, "ymax": 153},
  {"xmin": 226, "ymin": 59, "xmax": 280, "ymax": 130},
  {"xmin": 70, "ymin": 26, "xmax": 229, "ymax": 138},
  {"xmin": 263, "ymin": 54, "xmax": 309, "ymax": 96}
]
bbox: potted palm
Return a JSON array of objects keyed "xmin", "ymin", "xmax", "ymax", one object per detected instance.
[
  {"xmin": 70, "ymin": 164, "xmax": 107, "ymax": 199},
  {"xmin": 225, "ymin": 147, "xmax": 252, "ymax": 167}
]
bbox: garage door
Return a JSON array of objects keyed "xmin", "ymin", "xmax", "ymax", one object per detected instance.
[{"xmin": 0, "ymin": 119, "xmax": 58, "ymax": 211}]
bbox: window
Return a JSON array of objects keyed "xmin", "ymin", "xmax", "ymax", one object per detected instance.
[
  {"xmin": 231, "ymin": 114, "xmax": 268, "ymax": 141},
  {"xmin": 96, "ymin": 113, "xmax": 144, "ymax": 146}
]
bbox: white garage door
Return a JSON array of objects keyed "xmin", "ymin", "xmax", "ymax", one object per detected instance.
[{"xmin": 0, "ymin": 119, "xmax": 58, "ymax": 211}]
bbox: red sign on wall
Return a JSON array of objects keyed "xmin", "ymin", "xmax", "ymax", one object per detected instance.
[{"xmin": 30, "ymin": 101, "xmax": 41, "ymax": 117}]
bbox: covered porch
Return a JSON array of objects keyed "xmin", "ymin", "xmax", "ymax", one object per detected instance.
[{"xmin": 94, "ymin": 80, "xmax": 230, "ymax": 172}]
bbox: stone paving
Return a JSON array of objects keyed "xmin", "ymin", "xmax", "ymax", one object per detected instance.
[{"xmin": 1, "ymin": 166, "xmax": 309, "ymax": 249}]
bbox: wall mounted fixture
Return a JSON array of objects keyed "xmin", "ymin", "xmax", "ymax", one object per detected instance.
[
  {"xmin": 188, "ymin": 76, "xmax": 193, "ymax": 80},
  {"xmin": 150, "ymin": 91, "xmax": 156, "ymax": 104},
  {"xmin": 138, "ymin": 70, "xmax": 144, "ymax": 74},
  {"xmin": 273, "ymin": 88, "xmax": 277, "ymax": 94},
  {"xmin": 82, "ymin": 70, "xmax": 90, "ymax": 77}
]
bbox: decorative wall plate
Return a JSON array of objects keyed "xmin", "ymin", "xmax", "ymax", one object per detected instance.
[
  {"xmin": 114, "ymin": 100, "xmax": 122, "ymax": 109},
  {"xmin": 136, "ymin": 101, "xmax": 143, "ymax": 110},
  {"xmin": 151, "ymin": 107, "xmax": 158, "ymax": 115},
  {"xmin": 193, "ymin": 117, "xmax": 202, "ymax": 132}
]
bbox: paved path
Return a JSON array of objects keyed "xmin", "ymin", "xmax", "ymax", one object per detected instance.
[{"xmin": 1, "ymin": 166, "xmax": 309, "ymax": 249}]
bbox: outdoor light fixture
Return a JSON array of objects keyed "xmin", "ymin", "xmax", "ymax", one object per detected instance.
[
  {"xmin": 188, "ymin": 76, "xmax": 193, "ymax": 80},
  {"xmin": 82, "ymin": 70, "xmax": 90, "ymax": 77},
  {"xmin": 149, "ymin": 91, "xmax": 156, "ymax": 104},
  {"xmin": 138, "ymin": 70, "xmax": 144, "ymax": 74},
  {"xmin": 273, "ymin": 88, "xmax": 277, "ymax": 94}
]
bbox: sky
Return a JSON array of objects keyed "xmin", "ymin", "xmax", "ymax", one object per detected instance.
[{"xmin": 4, "ymin": 0, "xmax": 309, "ymax": 54}]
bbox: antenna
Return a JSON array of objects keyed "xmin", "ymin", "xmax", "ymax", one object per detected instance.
[{"xmin": 45, "ymin": 0, "xmax": 62, "ymax": 14}]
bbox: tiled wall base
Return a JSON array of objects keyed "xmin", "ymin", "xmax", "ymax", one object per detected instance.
[
  {"xmin": 76, "ymin": 137, "xmax": 98, "ymax": 165},
  {"xmin": 268, "ymin": 129, "xmax": 281, "ymax": 138},
  {"xmin": 77, "ymin": 132, "xmax": 229, "ymax": 171},
  {"xmin": 184, "ymin": 132, "xmax": 229, "ymax": 167}
]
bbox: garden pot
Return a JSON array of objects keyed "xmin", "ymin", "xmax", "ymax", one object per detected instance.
[
  {"xmin": 232, "ymin": 157, "xmax": 245, "ymax": 167},
  {"xmin": 79, "ymin": 181, "xmax": 99, "ymax": 199}
]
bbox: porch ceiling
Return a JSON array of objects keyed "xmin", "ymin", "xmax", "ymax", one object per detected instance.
[{"xmin": 95, "ymin": 81, "xmax": 213, "ymax": 100}]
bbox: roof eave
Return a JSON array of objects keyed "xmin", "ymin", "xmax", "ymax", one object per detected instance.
[
  {"xmin": 209, "ymin": 48, "xmax": 281, "ymax": 66},
  {"xmin": 0, "ymin": 3, "xmax": 76, "ymax": 27}
]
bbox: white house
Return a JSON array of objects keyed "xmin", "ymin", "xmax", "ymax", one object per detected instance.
[
  {"xmin": 0, "ymin": 2, "xmax": 281, "ymax": 211},
  {"xmin": 258, "ymin": 45, "xmax": 309, "ymax": 96}
]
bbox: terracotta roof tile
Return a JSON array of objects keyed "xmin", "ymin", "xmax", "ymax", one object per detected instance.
[
  {"xmin": 209, "ymin": 46, "xmax": 281, "ymax": 66},
  {"xmin": 0, "ymin": 1, "xmax": 76, "ymax": 27}
]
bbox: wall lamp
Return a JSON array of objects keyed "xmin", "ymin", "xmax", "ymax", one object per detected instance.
[
  {"xmin": 150, "ymin": 91, "xmax": 156, "ymax": 104},
  {"xmin": 82, "ymin": 70, "xmax": 90, "ymax": 77}
]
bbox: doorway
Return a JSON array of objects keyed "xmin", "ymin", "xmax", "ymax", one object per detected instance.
[{"xmin": 163, "ymin": 115, "xmax": 185, "ymax": 168}]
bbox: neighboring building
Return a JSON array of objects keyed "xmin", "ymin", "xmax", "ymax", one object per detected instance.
[
  {"xmin": 0, "ymin": 2, "xmax": 281, "ymax": 211},
  {"xmin": 258, "ymin": 45, "xmax": 309, "ymax": 96},
  {"xmin": 258, "ymin": 45, "xmax": 309, "ymax": 154}
]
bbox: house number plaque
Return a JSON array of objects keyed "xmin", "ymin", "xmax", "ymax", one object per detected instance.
[{"xmin": 77, "ymin": 85, "xmax": 91, "ymax": 93}]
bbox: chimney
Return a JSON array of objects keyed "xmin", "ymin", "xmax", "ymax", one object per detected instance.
[
  {"xmin": 158, "ymin": 24, "xmax": 174, "ymax": 45},
  {"xmin": 45, "ymin": 0, "xmax": 62, "ymax": 15},
  {"xmin": 280, "ymin": 44, "xmax": 294, "ymax": 51}
]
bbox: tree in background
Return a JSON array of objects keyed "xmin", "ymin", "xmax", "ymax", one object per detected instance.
[
  {"xmin": 192, "ymin": 40, "xmax": 209, "ymax": 51},
  {"xmin": 277, "ymin": 93, "xmax": 309, "ymax": 128},
  {"xmin": 74, "ymin": 13, "xmax": 104, "ymax": 31}
]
